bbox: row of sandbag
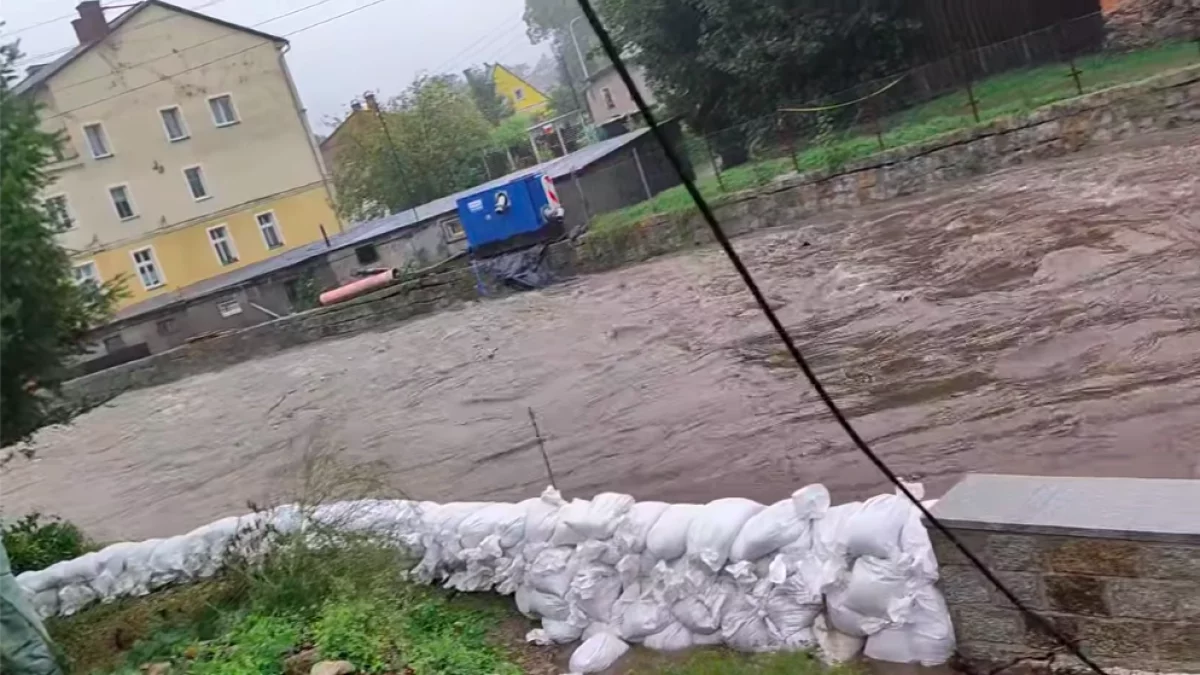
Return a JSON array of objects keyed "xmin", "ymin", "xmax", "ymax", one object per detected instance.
[
  {"xmin": 402, "ymin": 483, "xmax": 953, "ymax": 670},
  {"xmin": 14, "ymin": 484, "xmax": 953, "ymax": 669}
]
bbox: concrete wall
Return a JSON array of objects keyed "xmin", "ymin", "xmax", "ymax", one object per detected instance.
[
  {"xmin": 326, "ymin": 216, "xmax": 467, "ymax": 283},
  {"xmin": 928, "ymin": 474, "xmax": 1200, "ymax": 672},
  {"xmin": 573, "ymin": 64, "xmax": 1200, "ymax": 273}
]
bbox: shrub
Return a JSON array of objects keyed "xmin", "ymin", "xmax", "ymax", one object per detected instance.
[{"xmin": 2, "ymin": 512, "xmax": 92, "ymax": 574}]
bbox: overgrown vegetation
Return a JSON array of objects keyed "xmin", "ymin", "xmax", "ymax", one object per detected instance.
[
  {"xmin": 2, "ymin": 513, "xmax": 94, "ymax": 575},
  {"xmin": 0, "ymin": 43, "xmax": 123, "ymax": 448},
  {"xmin": 590, "ymin": 41, "xmax": 1198, "ymax": 236}
]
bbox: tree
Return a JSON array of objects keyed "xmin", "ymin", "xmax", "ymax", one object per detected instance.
[
  {"xmin": 593, "ymin": 0, "xmax": 918, "ymax": 160},
  {"xmin": 0, "ymin": 44, "xmax": 121, "ymax": 447},
  {"xmin": 463, "ymin": 65, "xmax": 512, "ymax": 125},
  {"xmin": 523, "ymin": 0, "xmax": 608, "ymax": 112},
  {"xmin": 330, "ymin": 76, "xmax": 494, "ymax": 221}
]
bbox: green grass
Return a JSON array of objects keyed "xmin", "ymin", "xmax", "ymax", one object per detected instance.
[
  {"xmin": 592, "ymin": 41, "xmax": 1198, "ymax": 237},
  {"xmin": 48, "ymin": 530, "xmax": 527, "ymax": 675}
]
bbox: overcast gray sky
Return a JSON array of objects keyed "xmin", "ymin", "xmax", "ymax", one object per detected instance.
[{"xmin": 1, "ymin": 0, "xmax": 547, "ymax": 130}]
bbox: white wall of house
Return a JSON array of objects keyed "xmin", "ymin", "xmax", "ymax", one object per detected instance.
[
  {"xmin": 585, "ymin": 66, "xmax": 657, "ymax": 123},
  {"xmin": 36, "ymin": 3, "xmax": 326, "ymax": 254}
]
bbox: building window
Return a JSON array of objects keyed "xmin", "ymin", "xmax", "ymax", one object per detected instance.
[
  {"xmin": 156, "ymin": 317, "xmax": 178, "ymax": 335},
  {"xmin": 256, "ymin": 211, "xmax": 284, "ymax": 249},
  {"xmin": 82, "ymin": 122, "xmax": 112, "ymax": 158},
  {"xmin": 102, "ymin": 334, "xmax": 126, "ymax": 353},
  {"xmin": 109, "ymin": 184, "xmax": 137, "ymax": 220},
  {"xmin": 207, "ymin": 225, "xmax": 238, "ymax": 266},
  {"xmin": 441, "ymin": 216, "xmax": 465, "ymax": 242},
  {"xmin": 131, "ymin": 247, "xmax": 164, "ymax": 290},
  {"xmin": 159, "ymin": 105, "xmax": 189, "ymax": 141},
  {"xmin": 73, "ymin": 261, "xmax": 99, "ymax": 286},
  {"xmin": 354, "ymin": 244, "xmax": 380, "ymax": 265},
  {"xmin": 601, "ymin": 87, "xmax": 616, "ymax": 110},
  {"xmin": 45, "ymin": 194, "xmax": 73, "ymax": 230},
  {"xmin": 208, "ymin": 94, "xmax": 239, "ymax": 127},
  {"xmin": 183, "ymin": 165, "xmax": 209, "ymax": 201},
  {"xmin": 513, "ymin": 87, "xmax": 525, "ymax": 101},
  {"xmin": 216, "ymin": 298, "xmax": 242, "ymax": 317}
]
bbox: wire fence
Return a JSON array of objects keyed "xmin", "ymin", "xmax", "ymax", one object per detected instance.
[{"xmin": 615, "ymin": 11, "xmax": 1200, "ymax": 206}]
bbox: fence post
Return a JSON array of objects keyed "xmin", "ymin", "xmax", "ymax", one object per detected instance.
[
  {"xmin": 779, "ymin": 113, "xmax": 801, "ymax": 173},
  {"xmin": 704, "ymin": 136, "xmax": 726, "ymax": 192},
  {"xmin": 867, "ymin": 97, "xmax": 885, "ymax": 152},
  {"xmin": 571, "ymin": 171, "xmax": 591, "ymax": 229},
  {"xmin": 1067, "ymin": 56, "xmax": 1084, "ymax": 96},
  {"xmin": 960, "ymin": 50, "xmax": 981, "ymax": 124},
  {"xmin": 631, "ymin": 146, "xmax": 653, "ymax": 200}
]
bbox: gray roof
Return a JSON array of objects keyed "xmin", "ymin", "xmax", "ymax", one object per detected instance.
[
  {"xmin": 14, "ymin": 0, "xmax": 286, "ymax": 96},
  {"xmin": 110, "ymin": 126, "xmax": 653, "ymax": 323}
]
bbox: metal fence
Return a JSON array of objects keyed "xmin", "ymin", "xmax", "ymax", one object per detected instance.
[{"xmin": 653, "ymin": 11, "xmax": 1200, "ymax": 200}]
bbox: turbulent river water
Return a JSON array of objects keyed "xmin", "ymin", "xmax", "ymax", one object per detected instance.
[{"xmin": 6, "ymin": 130, "xmax": 1199, "ymax": 542}]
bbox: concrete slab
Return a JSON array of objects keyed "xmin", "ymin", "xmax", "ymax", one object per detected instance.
[{"xmin": 928, "ymin": 474, "xmax": 1200, "ymax": 543}]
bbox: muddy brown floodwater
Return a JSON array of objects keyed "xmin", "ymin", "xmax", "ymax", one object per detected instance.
[{"xmin": 6, "ymin": 131, "xmax": 1200, "ymax": 542}]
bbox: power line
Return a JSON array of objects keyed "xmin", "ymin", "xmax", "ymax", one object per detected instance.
[
  {"xmin": 571, "ymin": 0, "xmax": 1113, "ymax": 673},
  {"xmin": 1, "ymin": 13, "xmax": 76, "ymax": 39},
  {"xmin": 26, "ymin": 0, "xmax": 344, "ymax": 95},
  {"xmin": 45, "ymin": 0, "xmax": 395, "ymax": 120},
  {"xmin": 425, "ymin": 16, "xmax": 523, "ymax": 76},
  {"xmin": 10, "ymin": 0, "xmax": 231, "ymax": 64}
]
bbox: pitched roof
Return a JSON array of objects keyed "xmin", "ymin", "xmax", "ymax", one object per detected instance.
[
  {"xmin": 14, "ymin": 0, "xmax": 286, "ymax": 96},
  {"xmin": 491, "ymin": 63, "xmax": 550, "ymax": 101}
]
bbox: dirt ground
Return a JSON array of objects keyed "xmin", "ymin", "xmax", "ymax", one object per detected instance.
[{"xmin": 6, "ymin": 130, "xmax": 1199, "ymax": 542}]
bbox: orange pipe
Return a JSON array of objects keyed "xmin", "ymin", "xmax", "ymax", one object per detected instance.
[{"xmin": 318, "ymin": 269, "xmax": 399, "ymax": 306}]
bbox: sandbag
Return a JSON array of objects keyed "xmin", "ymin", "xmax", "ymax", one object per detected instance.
[
  {"xmin": 863, "ymin": 586, "xmax": 954, "ymax": 665},
  {"xmin": 686, "ymin": 498, "xmax": 765, "ymax": 572},
  {"xmin": 569, "ymin": 632, "xmax": 630, "ymax": 673},
  {"xmin": 645, "ymin": 504, "xmax": 701, "ymax": 562},
  {"xmin": 671, "ymin": 577, "xmax": 733, "ymax": 635},
  {"xmin": 814, "ymin": 613, "xmax": 865, "ymax": 663},
  {"xmin": 458, "ymin": 503, "xmax": 526, "ymax": 550},
  {"xmin": 613, "ymin": 582, "xmax": 672, "ymax": 641},
  {"xmin": 527, "ymin": 546, "xmax": 575, "ymax": 597},
  {"xmin": 720, "ymin": 582, "xmax": 776, "ymax": 653},
  {"xmin": 643, "ymin": 622, "xmax": 695, "ymax": 651},
  {"xmin": 730, "ymin": 485, "xmax": 829, "ymax": 562},
  {"xmin": 516, "ymin": 584, "xmax": 570, "ymax": 620},
  {"xmin": 521, "ymin": 487, "xmax": 566, "ymax": 545},
  {"xmin": 568, "ymin": 563, "xmax": 622, "ymax": 623},
  {"xmin": 553, "ymin": 493, "xmax": 634, "ymax": 545},
  {"xmin": 837, "ymin": 555, "xmax": 911, "ymax": 622},
  {"xmin": 613, "ymin": 501, "xmax": 670, "ymax": 553},
  {"xmin": 843, "ymin": 485, "xmax": 923, "ymax": 560}
]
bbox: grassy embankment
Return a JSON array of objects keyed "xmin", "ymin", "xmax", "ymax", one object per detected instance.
[{"xmin": 592, "ymin": 41, "xmax": 1198, "ymax": 236}]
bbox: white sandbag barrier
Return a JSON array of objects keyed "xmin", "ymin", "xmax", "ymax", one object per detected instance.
[{"xmin": 16, "ymin": 484, "xmax": 953, "ymax": 671}]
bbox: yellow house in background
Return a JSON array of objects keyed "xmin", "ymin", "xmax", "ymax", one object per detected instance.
[
  {"xmin": 18, "ymin": 0, "xmax": 340, "ymax": 311},
  {"xmin": 491, "ymin": 63, "xmax": 550, "ymax": 115}
]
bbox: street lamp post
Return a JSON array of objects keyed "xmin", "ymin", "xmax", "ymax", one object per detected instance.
[{"xmin": 567, "ymin": 15, "xmax": 590, "ymax": 80}]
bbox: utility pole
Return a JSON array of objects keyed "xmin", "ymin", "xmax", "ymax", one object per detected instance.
[
  {"xmin": 368, "ymin": 93, "xmax": 419, "ymax": 221},
  {"xmin": 555, "ymin": 46, "xmax": 586, "ymax": 122}
]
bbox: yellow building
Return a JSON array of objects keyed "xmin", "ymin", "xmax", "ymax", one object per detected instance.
[
  {"xmin": 491, "ymin": 63, "xmax": 550, "ymax": 115},
  {"xmin": 18, "ymin": 0, "xmax": 340, "ymax": 310}
]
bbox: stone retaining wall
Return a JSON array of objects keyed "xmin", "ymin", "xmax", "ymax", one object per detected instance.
[
  {"xmin": 573, "ymin": 64, "xmax": 1200, "ymax": 273},
  {"xmin": 64, "ymin": 65, "xmax": 1200, "ymax": 403},
  {"xmin": 928, "ymin": 474, "xmax": 1200, "ymax": 672}
]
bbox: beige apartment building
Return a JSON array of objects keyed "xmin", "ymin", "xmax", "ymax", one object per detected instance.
[{"xmin": 17, "ymin": 0, "xmax": 340, "ymax": 310}]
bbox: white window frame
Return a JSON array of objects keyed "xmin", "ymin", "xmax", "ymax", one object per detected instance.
[
  {"xmin": 255, "ymin": 210, "xmax": 285, "ymax": 249},
  {"xmin": 207, "ymin": 93, "xmax": 239, "ymax": 127},
  {"xmin": 82, "ymin": 121, "xmax": 113, "ymax": 159},
  {"xmin": 216, "ymin": 297, "xmax": 243, "ymax": 318},
  {"xmin": 44, "ymin": 193, "xmax": 75, "ymax": 230},
  {"xmin": 130, "ymin": 246, "xmax": 165, "ymax": 290},
  {"xmin": 207, "ymin": 224, "xmax": 239, "ymax": 266},
  {"xmin": 107, "ymin": 183, "xmax": 138, "ymax": 221},
  {"xmin": 182, "ymin": 164, "xmax": 210, "ymax": 201},
  {"xmin": 158, "ymin": 104, "xmax": 189, "ymax": 142},
  {"xmin": 72, "ymin": 260, "xmax": 100, "ymax": 286},
  {"xmin": 601, "ymin": 87, "xmax": 616, "ymax": 110}
]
